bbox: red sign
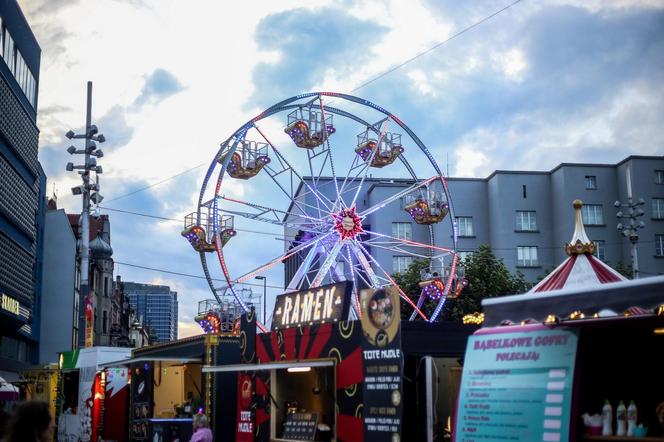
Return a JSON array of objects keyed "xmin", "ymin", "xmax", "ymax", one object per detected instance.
[
  {"xmin": 85, "ymin": 294, "xmax": 94, "ymax": 347},
  {"xmin": 236, "ymin": 373, "xmax": 254, "ymax": 442}
]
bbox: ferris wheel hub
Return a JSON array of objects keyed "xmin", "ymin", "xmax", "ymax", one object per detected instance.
[{"xmin": 332, "ymin": 206, "xmax": 364, "ymax": 241}]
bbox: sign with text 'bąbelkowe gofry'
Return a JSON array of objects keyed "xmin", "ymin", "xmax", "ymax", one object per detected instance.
[
  {"xmin": 271, "ymin": 281, "xmax": 351, "ymax": 330},
  {"xmin": 455, "ymin": 328, "xmax": 578, "ymax": 442}
]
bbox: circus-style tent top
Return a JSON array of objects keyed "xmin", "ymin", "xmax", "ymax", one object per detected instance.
[{"xmin": 529, "ymin": 200, "xmax": 626, "ymax": 293}]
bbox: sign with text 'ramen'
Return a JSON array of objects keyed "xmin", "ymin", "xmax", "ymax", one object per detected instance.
[{"xmin": 271, "ymin": 282, "xmax": 351, "ymax": 330}]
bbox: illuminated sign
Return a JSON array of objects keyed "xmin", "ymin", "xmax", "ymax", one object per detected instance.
[
  {"xmin": 1, "ymin": 293, "xmax": 20, "ymax": 316},
  {"xmin": 271, "ymin": 282, "xmax": 351, "ymax": 330}
]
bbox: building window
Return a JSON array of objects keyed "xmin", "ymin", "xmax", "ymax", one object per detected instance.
[
  {"xmin": 655, "ymin": 170, "xmax": 664, "ymax": 185},
  {"xmin": 522, "ymin": 185, "xmax": 527, "ymax": 199},
  {"xmin": 582, "ymin": 204, "xmax": 604, "ymax": 225},
  {"xmin": 102, "ymin": 310, "xmax": 108, "ymax": 334},
  {"xmin": 392, "ymin": 222, "xmax": 412, "ymax": 240},
  {"xmin": 653, "ymin": 199, "xmax": 664, "ymax": 220},
  {"xmin": 104, "ymin": 276, "xmax": 109, "ymax": 297},
  {"xmin": 656, "ymin": 235, "xmax": 664, "ymax": 257},
  {"xmin": 393, "ymin": 256, "xmax": 414, "ymax": 274},
  {"xmin": 516, "ymin": 211, "xmax": 537, "ymax": 231},
  {"xmin": 594, "ymin": 240, "xmax": 606, "ymax": 261},
  {"xmin": 457, "ymin": 217, "xmax": 474, "ymax": 237},
  {"xmin": 585, "ymin": 175, "xmax": 597, "ymax": 190},
  {"xmin": 517, "ymin": 246, "xmax": 539, "ymax": 267}
]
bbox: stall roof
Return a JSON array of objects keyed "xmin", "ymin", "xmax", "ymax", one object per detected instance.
[
  {"xmin": 202, "ymin": 360, "xmax": 334, "ymax": 373},
  {"xmin": 99, "ymin": 356, "xmax": 201, "ymax": 369},
  {"xmin": 482, "ymin": 274, "xmax": 664, "ymax": 327}
]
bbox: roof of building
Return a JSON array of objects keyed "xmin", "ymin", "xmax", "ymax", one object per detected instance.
[{"xmin": 66, "ymin": 214, "xmax": 109, "ymax": 242}]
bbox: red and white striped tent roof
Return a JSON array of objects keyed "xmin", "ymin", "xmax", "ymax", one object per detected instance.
[{"xmin": 529, "ymin": 200, "xmax": 626, "ymax": 293}]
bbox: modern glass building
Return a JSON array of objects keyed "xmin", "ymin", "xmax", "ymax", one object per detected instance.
[
  {"xmin": 0, "ymin": 1, "xmax": 43, "ymax": 376},
  {"xmin": 124, "ymin": 282, "xmax": 178, "ymax": 343}
]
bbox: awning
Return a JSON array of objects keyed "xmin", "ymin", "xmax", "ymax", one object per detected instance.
[
  {"xmin": 483, "ymin": 275, "xmax": 664, "ymax": 327},
  {"xmin": 202, "ymin": 360, "xmax": 334, "ymax": 373},
  {"xmin": 99, "ymin": 356, "xmax": 201, "ymax": 369},
  {"xmin": 0, "ymin": 372, "xmax": 19, "ymax": 400}
]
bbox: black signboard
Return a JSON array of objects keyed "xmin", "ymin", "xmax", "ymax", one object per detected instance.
[
  {"xmin": 360, "ymin": 286, "xmax": 403, "ymax": 441},
  {"xmin": 282, "ymin": 412, "xmax": 318, "ymax": 441},
  {"xmin": 271, "ymin": 282, "xmax": 351, "ymax": 330}
]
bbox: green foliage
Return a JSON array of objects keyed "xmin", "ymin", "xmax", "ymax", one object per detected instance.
[
  {"xmin": 612, "ymin": 260, "xmax": 633, "ymax": 279},
  {"xmin": 393, "ymin": 245, "xmax": 530, "ymax": 322}
]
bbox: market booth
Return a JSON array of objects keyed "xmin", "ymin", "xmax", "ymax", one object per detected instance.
[
  {"xmin": 57, "ymin": 346, "xmax": 132, "ymax": 442},
  {"xmin": 452, "ymin": 202, "xmax": 664, "ymax": 442},
  {"xmin": 100, "ymin": 333, "xmax": 240, "ymax": 441},
  {"xmin": 204, "ymin": 281, "xmax": 477, "ymax": 442},
  {"xmin": 453, "ymin": 275, "xmax": 664, "ymax": 442}
]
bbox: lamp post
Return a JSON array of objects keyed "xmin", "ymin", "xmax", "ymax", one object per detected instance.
[
  {"xmin": 615, "ymin": 166, "xmax": 645, "ymax": 279},
  {"xmin": 65, "ymin": 81, "xmax": 105, "ymax": 347},
  {"xmin": 255, "ymin": 276, "xmax": 267, "ymax": 324}
]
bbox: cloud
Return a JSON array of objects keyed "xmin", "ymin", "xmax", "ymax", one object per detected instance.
[
  {"xmin": 250, "ymin": 6, "xmax": 387, "ymax": 106},
  {"xmin": 132, "ymin": 68, "xmax": 184, "ymax": 108}
]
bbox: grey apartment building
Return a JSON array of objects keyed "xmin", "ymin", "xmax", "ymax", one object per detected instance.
[
  {"xmin": 1, "ymin": 1, "xmax": 43, "ymax": 376},
  {"xmin": 284, "ymin": 155, "xmax": 664, "ymax": 286},
  {"xmin": 124, "ymin": 282, "xmax": 178, "ymax": 342}
]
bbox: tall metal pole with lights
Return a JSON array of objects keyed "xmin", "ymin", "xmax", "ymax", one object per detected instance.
[
  {"xmin": 615, "ymin": 165, "xmax": 645, "ymax": 279},
  {"xmin": 65, "ymin": 81, "xmax": 105, "ymax": 347}
]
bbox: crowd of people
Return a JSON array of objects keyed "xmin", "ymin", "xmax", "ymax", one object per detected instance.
[{"xmin": 0, "ymin": 400, "xmax": 213, "ymax": 442}]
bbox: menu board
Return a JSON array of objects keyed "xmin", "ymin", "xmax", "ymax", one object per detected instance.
[
  {"xmin": 360, "ymin": 287, "xmax": 403, "ymax": 441},
  {"xmin": 282, "ymin": 412, "xmax": 318, "ymax": 440},
  {"xmin": 455, "ymin": 328, "xmax": 578, "ymax": 442}
]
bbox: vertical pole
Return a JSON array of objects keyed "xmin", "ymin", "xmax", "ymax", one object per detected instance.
[
  {"xmin": 263, "ymin": 277, "xmax": 267, "ymax": 325},
  {"xmin": 625, "ymin": 166, "xmax": 639, "ymax": 279},
  {"xmin": 79, "ymin": 81, "xmax": 93, "ymax": 347}
]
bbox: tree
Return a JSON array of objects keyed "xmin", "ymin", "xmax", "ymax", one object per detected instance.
[
  {"xmin": 612, "ymin": 261, "xmax": 633, "ymax": 279},
  {"xmin": 394, "ymin": 245, "xmax": 530, "ymax": 322}
]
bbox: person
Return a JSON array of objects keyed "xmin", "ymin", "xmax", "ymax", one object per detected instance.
[
  {"xmin": 190, "ymin": 412, "xmax": 212, "ymax": 442},
  {"xmin": 3, "ymin": 401, "xmax": 54, "ymax": 442}
]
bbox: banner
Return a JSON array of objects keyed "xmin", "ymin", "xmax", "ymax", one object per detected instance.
[
  {"xmin": 236, "ymin": 373, "xmax": 255, "ymax": 442},
  {"xmin": 360, "ymin": 286, "xmax": 403, "ymax": 442},
  {"xmin": 84, "ymin": 294, "xmax": 94, "ymax": 348},
  {"xmin": 455, "ymin": 328, "xmax": 578, "ymax": 442}
]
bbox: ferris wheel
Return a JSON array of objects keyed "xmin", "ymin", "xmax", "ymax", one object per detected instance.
[{"xmin": 183, "ymin": 92, "xmax": 464, "ymax": 333}]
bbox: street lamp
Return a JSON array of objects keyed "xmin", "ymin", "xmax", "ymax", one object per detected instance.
[
  {"xmin": 255, "ymin": 276, "xmax": 267, "ymax": 324},
  {"xmin": 65, "ymin": 81, "xmax": 106, "ymax": 348},
  {"xmin": 615, "ymin": 166, "xmax": 645, "ymax": 279}
]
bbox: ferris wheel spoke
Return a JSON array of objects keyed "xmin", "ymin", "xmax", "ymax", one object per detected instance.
[
  {"xmin": 219, "ymin": 195, "xmax": 326, "ymax": 226},
  {"xmin": 353, "ymin": 241, "xmax": 429, "ymax": 321},
  {"xmin": 359, "ymin": 175, "xmax": 438, "ymax": 218},
  {"xmin": 254, "ymin": 124, "xmax": 334, "ymax": 213},
  {"xmin": 361, "ymin": 241, "xmax": 447, "ymax": 260},
  {"xmin": 234, "ymin": 231, "xmax": 333, "ymax": 284},
  {"xmin": 309, "ymin": 241, "xmax": 345, "ymax": 288},
  {"xmin": 362, "ymin": 229, "xmax": 455, "ymax": 255},
  {"xmin": 286, "ymin": 244, "xmax": 320, "ymax": 291}
]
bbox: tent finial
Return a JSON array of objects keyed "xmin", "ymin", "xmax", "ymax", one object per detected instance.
[{"xmin": 565, "ymin": 199, "xmax": 596, "ymax": 256}]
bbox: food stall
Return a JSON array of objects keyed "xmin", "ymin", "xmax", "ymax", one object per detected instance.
[
  {"xmin": 453, "ymin": 274, "xmax": 664, "ymax": 442},
  {"xmin": 100, "ymin": 333, "xmax": 240, "ymax": 441},
  {"xmin": 204, "ymin": 281, "xmax": 477, "ymax": 442},
  {"xmin": 21, "ymin": 364, "xmax": 59, "ymax": 419},
  {"xmin": 56, "ymin": 346, "xmax": 131, "ymax": 442}
]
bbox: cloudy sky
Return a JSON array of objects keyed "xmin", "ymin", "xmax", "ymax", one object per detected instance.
[{"xmin": 21, "ymin": 0, "xmax": 664, "ymax": 337}]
